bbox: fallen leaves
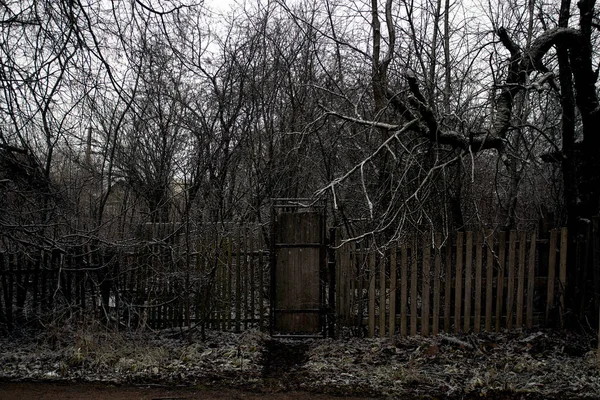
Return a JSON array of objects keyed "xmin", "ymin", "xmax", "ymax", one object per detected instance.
[{"xmin": 0, "ymin": 327, "xmax": 598, "ymax": 399}]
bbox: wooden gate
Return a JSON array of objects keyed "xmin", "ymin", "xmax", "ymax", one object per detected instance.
[{"xmin": 271, "ymin": 201, "xmax": 326, "ymax": 336}]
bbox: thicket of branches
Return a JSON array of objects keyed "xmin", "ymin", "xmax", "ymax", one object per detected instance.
[{"xmin": 1, "ymin": 0, "xmax": 599, "ymax": 324}]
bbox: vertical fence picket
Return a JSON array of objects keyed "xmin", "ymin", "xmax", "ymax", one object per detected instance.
[
  {"xmin": 0, "ymin": 224, "xmax": 575, "ymax": 335},
  {"xmin": 227, "ymin": 236, "xmax": 233, "ymax": 331},
  {"xmin": 368, "ymin": 251, "xmax": 376, "ymax": 338},
  {"xmin": 433, "ymin": 233, "xmax": 441, "ymax": 335},
  {"xmin": 596, "ymin": 217, "xmax": 600, "ymax": 360},
  {"xmin": 349, "ymin": 242, "xmax": 357, "ymax": 329},
  {"xmin": 389, "ymin": 246, "xmax": 397, "ymax": 337},
  {"xmin": 379, "ymin": 248, "xmax": 386, "ymax": 337},
  {"xmin": 221, "ymin": 236, "xmax": 228, "ymax": 331},
  {"xmin": 339, "ymin": 240, "xmax": 350, "ymax": 326},
  {"xmin": 485, "ymin": 231, "xmax": 494, "ymax": 332},
  {"xmin": 455, "ymin": 232, "xmax": 464, "ymax": 333},
  {"xmin": 0, "ymin": 253, "xmax": 4, "ymax": 323},
  {"xmin": 422, "ymin": 235, "xmax": 431, "ymax": 336},
  {"xmin": 559, "ymin": 227, "xmax": 568, "ymax": 328},
  {"xmin": 1, "ymin": 253, "xmax": 11, "ymax": 328},
  {"xmin": 243, "ymin": 227, "xmax": 249, "ymax": 330},
  {"xmin": 6, "ymin": 254, "xmax": 15, "ymax": 329},
  {"xmin": 258, "ymin": 236, "xmax": 264, "ymax": 332},
  {"xmin": 235, "ymin": 228, "xmax": 242, "ymax": 333},
  {"xmin": 474, "ymin": 232, "xmax": 483, "ymax": 333},
  {"xmin": 444, "ymin": 241, "xmax": 452, "ymax": 332},
  {"xmin": 496, "ymin": 232, "xmax": 506, "ymax": 332},
  {"xmin": 464, "ymin": 231, "xmax": 473, "ymax": 332},
  {"xmin": 41, "ymin": 251, "xmax": 48, "ymax": 316},
  {"xmin": 195, "ymin": 237, "xmax": 202, "ymax": 331},
  {"xmin": 410, "ymin": 237, "xmax": 418, "ymax": 336},
  {"xmin": 335, "ymin": 235, "xmax": 342, "ymax": 327},
  {"xmin": 32, "ymin": 252, "xmax": 40, "ymax": 317},
  {"xmin": 400, "ymin": 242, "xmax": 408, "ymax": 336},
  {"xmin": 516, "ymin": 232, "xmax": 526, "ymax": 328},
  {"xmin": 546, "ymin": 229, "xmax": 557, "ymax": 324},
  {"xmin": 346, "ymin": 241, "xmax": 353, "ymax": 326},
  {"xmin": 506, "ymin": 231, "xmax": 517, "ymax": 330},
  {"xmin": 358, "ymin": 247, "xmax": 365, "ymax": 335},
  {"xmin": 527, "ymin": 232, "xmax": 536, "ymax": 328},
  {"xmin": 250, "ymin": 232, "xmax": 255, "ymax": 329},
  {"xmin": 15, "ymin": 253, "xmax": 26, "ymax": 324}
]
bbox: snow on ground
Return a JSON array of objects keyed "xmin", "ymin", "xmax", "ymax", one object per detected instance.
[{"xmin": 0, "ymin": 325, "xmax": 598, "ymax": 399}]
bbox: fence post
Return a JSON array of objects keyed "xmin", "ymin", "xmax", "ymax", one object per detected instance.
[
  {"xmin": 593, "ymin": 217, "xmax": 600, "ymax": 362},
  {"xmin": 559, "ymin": 227, "xmax": 568, "ymax": 329},
  {"xmin": 594, "ymin": 217, "xmax": 600, "ymax": 333}
]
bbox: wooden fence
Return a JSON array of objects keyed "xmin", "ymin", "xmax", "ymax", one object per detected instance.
[
  {"xmin": 0, "ymin": 225, "xmax": 579, "ymax": 339},
  {"xmin": 0, "ymin": 224, "xmax": 270, "ymax": 333},
  {"xmin": 336, "ymin": 229, "xmax": 568, "ymax": 337}
]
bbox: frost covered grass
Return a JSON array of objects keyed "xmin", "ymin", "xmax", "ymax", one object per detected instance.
[{"xmin": 1, "ymin": 324, "xmax": 599, "ymax": 399}]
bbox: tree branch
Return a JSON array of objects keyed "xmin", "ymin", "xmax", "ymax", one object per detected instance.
[{"xmin": 315, "ymin": 119, "xmax": 420, "ymax": 197}]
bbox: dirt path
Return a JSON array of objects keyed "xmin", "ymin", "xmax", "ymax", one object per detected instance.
[{"xmin": 0, "ymin": 382, "xmax": 377, "ymax": 400}]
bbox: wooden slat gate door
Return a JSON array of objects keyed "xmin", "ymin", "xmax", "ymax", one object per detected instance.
[{"xmin": 272, "ymin": 206, "xmax": 326, "ymax": 336}]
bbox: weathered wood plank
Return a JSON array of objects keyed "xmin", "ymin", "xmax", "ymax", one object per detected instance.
[
  {"xmin": 274, "ymin": 213, "xmax": 322, "ymax": 334},
  {"xmin": 219, "ymin": 240, "xmax": 226, "ymax": 330},
  {"xmin": 546, "ymin": 229, "xmax": 557, "ymax": 324},
  {"xmin": 485, "ymin": 231, "xmax": 494, "ymax": 332},
  {"xmin": 474, "ymin": 232, "xmax": 483, "ymax": 333},
  {"xmin": 444, "ymin": 241, "xmax": 452, "ymax": 332},
  {"xmin": 400, "ymin": 242, "xmax": 408, "ymax": 336},
  {"xmin": 422, "ymin": 235, "xmax": 431, "ymax": 336},
  {"xmin": 389, "ymin": 246, "xmax": 397, "ymax": 338},
  {"xmin": 496, "ymin": 232, "xmax": 506, "ymax": 332},
  {"xmin": 258, "ymin": 237, "xmax": 264, "ymax": 331},
  {"xmin": 243, "ymin": 227, "xmax": 249, "ymax": 330},
  {"xmin": 410, "ymin": 237, "xmax": 418, "ymax": 336},
  {"xmin": 335, "ymin": 235, "xmax": 342, "ymax": 324},
  {"xmin": 433, "ymin": 233, "xmax": 442, "ymax": 335},
  {"xmin": 369, "ymin": 251, "xmax": 376, "ymax": 338},
  {"xmin": 506, "ymin": 230, "xmax": 517, "ymax": 330},
  {"xmin": 357, "ymin": 248, "xmax": 365, "ymax": 335},
  {"xmin": 249, "ymin": 232, "xmax": 255, "ymax": 328},
  {"xmin": 516, "ymin": 231, "xmax": 526, "ymax": 328},
  {"xmin": 236, "ymin": 228, "xmax": 242, "ymax": 333},
  {"xmin": 455, "ymin": 232, "xmax": 464, "ymax": 333},
  {"xmin": 464, "ymin": 231, "xmax": 473, "ymax": 332},
  {"xmin": 559, "ymin": 227, "xmax": 568, "ymax": 329},
  {"xmin": 526, "ymin": 232, "xmax": 536, "ymax": 329},
  {"xmin": 380, "ymin": 247, "xmax": 386, "ymax": 337},
  {"xmin": 349, "ymin": 242, "xmax": 356, "ymax": 328},
  {"xmin": 344, "ymin": 242, "xmax": 351, "ymax": 325}
]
